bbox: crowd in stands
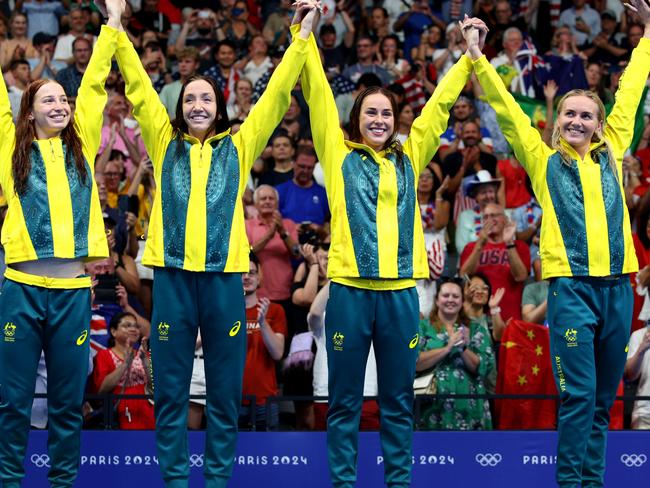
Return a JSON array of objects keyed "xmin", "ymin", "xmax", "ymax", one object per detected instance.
[{"xmin": 2, "ymin": 0, "xmax": 650, "ymax": 431}]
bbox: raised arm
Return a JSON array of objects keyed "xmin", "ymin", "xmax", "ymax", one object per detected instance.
[
  {"xmin": 403, "ymin": 55, "xmax": 472, "ymax": 173},
  {"xmin": 0, "ymin": 68, "xmax": 15, "ymax": 193},
  {"xmin": 603, "ymin": 0, "xmax": 650, "ymax": 162},
  {"xmin": 463, "ymin": 17, "xmax": 552, "ymax": 177},
  {"xmin": 298, "ymin": 22, "xmax": 348, "ymax": 184},
  {"xmin": 114, "ymin": 28, "xmax": 172, "ymax": 171},
  {"xmin": 73, "ymin": 1, "xmax": 123, "ymax": 167},
  {"xmin": 232, "ymin": 2, "xmax": 318, "ymax": 174}
]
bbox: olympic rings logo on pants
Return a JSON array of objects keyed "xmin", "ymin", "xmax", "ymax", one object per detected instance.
[
  {"xmin": 475, "ymin": 453, "xmax": 502, "ymax": 467},
  {"xmin": 620, "ymin": 454, "xmax": 647, "ymax": 467},
  {"xmin": 30, "ymin": 454, "xmax": 50, "ymax": 468},
  {"xmin": 189, "ymin": 454, "xmax": 204, "ymax": 468}
]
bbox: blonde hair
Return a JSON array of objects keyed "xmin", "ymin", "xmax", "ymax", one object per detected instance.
[{"xmin": 550, "ymin": 89, "xmax": 617, "ymax": 176}]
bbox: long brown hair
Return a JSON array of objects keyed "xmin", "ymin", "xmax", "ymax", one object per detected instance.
[
  {"xmin": 170, "ymin": 74, "xmax": 230, "ymax": 160},
  {"xmin": 428, "ymin": 279, "xmax": 471, "ymax": 332},
  {"xmin": 12, "ymin": 79, "xmax": 87, "ymax": 195},
  {"xmin": 349, "ymin": 86, "xmax": 405, "ymax": 164},
  {"xmin": 172, "ymin": 75, "xmax": 230, "ymax": 137}
]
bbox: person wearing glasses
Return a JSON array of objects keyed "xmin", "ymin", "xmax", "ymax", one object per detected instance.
[
  {"xmin": 91, "ymin": 312, "xmax": 154, "ymax": 430},
  {"xmin": 416, "ymin": 276, "xmax": 495, "ymax": 430},
  {"xmin": 239, "ymin": 253, "xmax": 287, "ymax": 431},
  {"xmin": 459, "ymin": 202, "xmax": 530, "ymax": 322},
  {"xmin": 461, "ymin": 3, "xmax": 650, "ymax": 484},
  {"xmin": 341, "ymin": 35, "xmax": 392, "ymax": 85}
]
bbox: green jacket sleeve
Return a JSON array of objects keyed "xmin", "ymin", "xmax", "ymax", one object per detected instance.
[
  {"xmin": 114, "ymin": 30, "xmax": 173, "ymax": 171},
  {"xmin": 604, "ymin": 37, "xmax": 650, "ymax": 162},
  {"xmin": 403, "ymin": 55, "xmax": 473, "ymax": 173},
  {"xmin": 473, "ymin": 55, "xmax": 553, "ymax": 179},
  {"xmin": 232, "ymin": 29, "xmax": 309, "ymax": 174},
  {"xmin": 297, "ymin": 24, "xmax": 348, "ymax": 187},
  {"xmin": 74, "ymin": 25, "xmax": 119, "ymax": 173}
]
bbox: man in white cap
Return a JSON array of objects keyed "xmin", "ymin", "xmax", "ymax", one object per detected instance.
[{"xmin": 455, "ymin": 169, "xmax": 501, "ymax": 254}]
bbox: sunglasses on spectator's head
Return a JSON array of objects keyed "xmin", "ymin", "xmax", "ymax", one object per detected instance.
[{"xmin": 437, "ymin": 276, "xmax": 464, "ymax": 287}]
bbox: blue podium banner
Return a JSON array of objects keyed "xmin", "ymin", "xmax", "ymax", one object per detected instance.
[{"xmin": 22, "ymin": 431, "xmax": 649, "ymax": 487}]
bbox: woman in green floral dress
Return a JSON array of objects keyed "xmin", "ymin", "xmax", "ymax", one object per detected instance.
[{"xmin": 416, "ymin": 277, "xmax": 495, "ymax": 430}]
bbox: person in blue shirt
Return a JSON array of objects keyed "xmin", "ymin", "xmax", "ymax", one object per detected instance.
[{"xmin": 276, "ymin": 145, "xmax": 329, "ymax": 226}]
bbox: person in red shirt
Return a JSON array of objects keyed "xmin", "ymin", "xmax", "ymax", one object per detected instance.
[
  {"xmin": 91, "ymin": 312, "xmax": 155, "ymax": 430},
  {"xmin": 460, "ymin": 202, "xmax": 530, "ymax": 322},
  {"xmin": 239, "ymin": 253, "xmax": 288, "ymax": 430}
]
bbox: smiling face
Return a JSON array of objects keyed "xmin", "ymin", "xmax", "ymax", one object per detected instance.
[
  {"xmin": 30, "ymin": 82, "xmax": 71, "ymax": 139},
  {"xmin": 69, "ymin": 8, "xmax": 87, "ymax": 34},
  {"xmin": 217, "ymin": 43, "xmax": 236, "ymax": 69},
  {"xmin": 111, "ymin": 314, "xmax": 141, "ymax": 347},
  {"xmin": 436, "ymin": 282, "xmax": 464, "ymax": 319},
  {"xmin": 461, "ymin": 122, "xmax": 481, "ymax": 147},
  {"xmin": 10, "ymin": 14, "xmax": 27, "ymax": 38},
  {"xmin": 358, "ymin": 93, "xmax": 395, "ymax": 151},
  {"xmin": 182, "ymin": 79, "xmax": 218, "ymax": 139},
  {"xmin": 556, "ymin": 95, "xmax": 602, "ymax": 152}
]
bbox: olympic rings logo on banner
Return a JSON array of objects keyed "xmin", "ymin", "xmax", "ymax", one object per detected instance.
[
  {"xmin": 189, "ymin": 454, "xmax": 204, "ymax": 468},
  {"xmin": 620, "ymin": 454, "xmax": 647, "ymax": 467},
  {"xmin": 475, "ymin": 453, "xmax": 502, "ymax": 467},
  {"xmin": 30, "ymin": 454, "xmax": 50, "ymax": 468}
]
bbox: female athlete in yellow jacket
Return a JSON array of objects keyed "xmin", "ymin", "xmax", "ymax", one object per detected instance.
[
  {"xmin": 295, "ymin": 8, "xmax": 474, "ymax": 486},
  {"xmin": 462, "ymin": 5, "xmax": 650, "ymax": 486},
  {"xmin": 0, "ymin": 4, "xmax": 122, "ymax": 487},
  {"xmin": 111, "ymin": 4, "xmax": 318, "ymax": 487}
]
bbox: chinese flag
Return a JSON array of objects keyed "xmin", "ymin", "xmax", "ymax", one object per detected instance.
[
  {"xmin": 609, "ymin": 381, "xmax": 624, "ymax": 430},
  {"xmin": 495, "ymin": 320, "xmax": 557, "ymax": 429}
]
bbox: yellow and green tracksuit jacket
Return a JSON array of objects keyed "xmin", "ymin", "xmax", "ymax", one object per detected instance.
[
  {"xmin": 0, "ymin": 25, "xmax": 115, "ymax": 283},
  {"xmin": 114, "ymin": 29, "xmax": 310, "ymax": 273},
  {"xmin": 473, "ymin": 38, "xmax": 650, "ymax": 279},
  {"xmin": 296, "ymin": 24, "xmax": 472, "ymax": 289}
]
